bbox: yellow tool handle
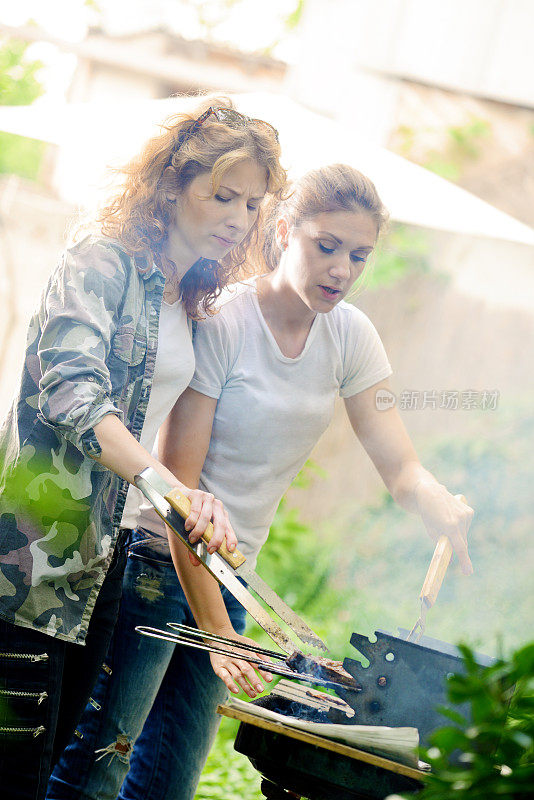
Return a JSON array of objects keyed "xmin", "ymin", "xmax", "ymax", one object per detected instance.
[
  {"xmin": 420, "ymin": 494, "xmax": 467, "ymax": 608},
  {"xmin": 165, "ymin": 487, "xmax": 247, "ymax": 570}
]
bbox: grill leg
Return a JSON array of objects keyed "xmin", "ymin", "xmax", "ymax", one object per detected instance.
[{"xmin": 260, "ymin": 778, "xmax": 302, "ymax": 799}]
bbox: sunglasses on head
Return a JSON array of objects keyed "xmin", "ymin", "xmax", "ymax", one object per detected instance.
[{"xmin": 171, "ymin": 106, "xmax": 279, "ymax": 155}]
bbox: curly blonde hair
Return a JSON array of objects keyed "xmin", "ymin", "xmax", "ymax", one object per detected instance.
[{"xmin": 99, "ymin": 95, "xmax": 286, "ymax": 317}]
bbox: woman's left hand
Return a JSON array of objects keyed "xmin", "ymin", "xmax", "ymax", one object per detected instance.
[
  {"xmin": 208, "ymin": 630, "xmax": 274, "ymax": 698},
  {"xmin": 414, "ymin": 482, "xmax": 474, "ymax": 575}
]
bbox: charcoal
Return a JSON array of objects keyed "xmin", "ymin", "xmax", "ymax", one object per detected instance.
[{"xmin": 253, "ymin": 695, "xmax": 333, "ymax": 724}]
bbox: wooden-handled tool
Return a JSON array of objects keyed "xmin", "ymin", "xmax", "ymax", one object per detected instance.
[
  {"xmin": 135, "ymin": 468, "xmax": 329, "ymax": 652},
  {"xmin": 165, "ymin": 487, "xmax": 246, "ymax": 569},
  {"xmin": 406, "ymin": 494, "xmax": 467, "ymax": 642}
]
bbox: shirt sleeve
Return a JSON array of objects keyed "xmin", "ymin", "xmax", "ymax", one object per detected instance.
[
  {"xmin": 189, "ymin": 313, "xmax": 232, "ymax": 399},
  {"xmin": 37, "ymin": 240, "xmax": 127, "ymax": 458},
  {"xmin": 339, "ymin": 305, "xmax": 392, "ymax": 398}
]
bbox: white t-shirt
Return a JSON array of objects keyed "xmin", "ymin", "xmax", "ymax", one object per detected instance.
[
  {"xmin": 120, "ymin": 298, "xmax": 195, "ymax": 529},
  {"xmin": 137, "ymin": 280, "xmax": 392, "ymax": 567}
]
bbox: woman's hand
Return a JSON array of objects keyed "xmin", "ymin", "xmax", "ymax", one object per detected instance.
[
  {"xmin": 178, "ymin": 487, "xmax": 237, "ymax": 564},
  {"xmin": 414, "ymin": 481, "xmax": 474, "ymax": 575},
  {"xmin": 91, "ymin": 415, "xmax": 236, "ymax": 560},
  {"xmin": 208, "ymin": 630, "xmax": 274, "ymax": 698}
]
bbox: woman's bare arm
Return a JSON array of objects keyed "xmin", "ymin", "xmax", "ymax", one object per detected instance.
[
  {"xmin": 159, "ymin": 388, "xmax": 271, "ymax": 696},
  {"xmin": 344, "ymin": 378, "xmax": 473, "ymax": 574},
  {"xmin": 91, "ymin": 412, "xmax": 233, "ymax": 547}
]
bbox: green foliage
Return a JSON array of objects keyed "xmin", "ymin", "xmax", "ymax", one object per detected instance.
[
  {"xmin": 363, "ymin": 224, "xmax": 430, "ymax": 290},
  {"xmin": 1, "ymin": 445, "xmax": 91, "ymax": 537},
  {"xmin": 422, "ymin": 153, "xmax": 462, "ymax": 183},
  {"xmin": 0, "ymin": 37, "xmax": 46, "ymax": 179},
  {"xmin": 393, "ymin": 116, "xmax": 492, "ymax": 182},
  {"xmin": 395, "ymin": 642, "xmax": 534, "ymax": 800},
  {"xmin": 0, "ymin": 39, "xmax": 44, "ymax": 105},
  {"xmin": 196, "ymin": 718, "xmax": 263, "ymax": 799},
  {"xmin": 429, "ymin": 116, "xmax": 491, "ymax": 178},
  {"xmin": 0, "ymin": 134, "xmax": 46, "ymax": 180},
  {"xmin": 446, "ymin": 118, "xmax": 492, "ymax": 159}
]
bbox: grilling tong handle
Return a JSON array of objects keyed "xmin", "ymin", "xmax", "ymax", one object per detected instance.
[
  {"xmin": 420, "ymin": 494, "xmax": 467, "ymax": 609},
  {"xmin": 165, "ymin": 487, "xmax": 246, "ymax": 569}
]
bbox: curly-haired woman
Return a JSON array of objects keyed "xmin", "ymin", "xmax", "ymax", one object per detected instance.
[{"xmin": 0, "ymin": 96, "xmax": 285, "ymax": 800}]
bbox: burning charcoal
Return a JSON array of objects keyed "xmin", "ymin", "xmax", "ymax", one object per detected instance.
[
  {"xmin": 252, "ymin": 695, "xmax": 333, "ymax": 724},
  {"xmin": 285, "ymin": 651, "xmax": 361, "ymax": 689}
]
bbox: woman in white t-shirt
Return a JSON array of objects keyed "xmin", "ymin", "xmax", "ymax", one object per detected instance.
[{"xmin": 51, "ymin": 165, "xmax": 473, "ymax": 800}]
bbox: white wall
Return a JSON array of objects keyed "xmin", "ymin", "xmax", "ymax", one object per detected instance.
[{"xmin": 290, "ymin": 0, "xmax": 534, "ymax": 112}]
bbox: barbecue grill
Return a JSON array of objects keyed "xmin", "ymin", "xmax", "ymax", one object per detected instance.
[
  {"xmin": 219, "ymin": 627, "xmax": 495, "ymax": 799},
  {"xmin": 221, "ymin": 701, "xmax": 425, "ymax": 800}
]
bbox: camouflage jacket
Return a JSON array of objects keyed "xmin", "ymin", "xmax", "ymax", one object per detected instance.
[{"xmin": 0, "ymin": 236, "xmax": 165, "ymax": 643}]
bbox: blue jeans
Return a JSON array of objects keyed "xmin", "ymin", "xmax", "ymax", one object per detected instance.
[
  {"xmin": 0, "ymin": 530, "xmax": 129, "ymax": 800},
  {"xmin": 47, "ymin": 528, "xmax": 247, "ymax": 800}
]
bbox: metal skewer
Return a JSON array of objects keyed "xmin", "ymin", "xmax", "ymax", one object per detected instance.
[
  {"xmin": 136, "ymin": 626, "xmax": 356, "ymax": 691},
  {"xmin": 166, "ymin": 622, "xmax": 291, "ymax": 661}
]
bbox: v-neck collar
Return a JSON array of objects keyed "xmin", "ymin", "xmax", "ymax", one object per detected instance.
[{"xmin": 250, "ymin": 279, "xmax": 321, "ymax": 363}]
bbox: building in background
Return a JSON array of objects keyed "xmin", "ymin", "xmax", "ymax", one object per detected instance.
[
  {"xmin": 66, "ymin": 24, "xmax": 286, "ymax": 102},
  {"xmin": 289, "ymin": 0, "xmax": 534, "ymax": 226}
]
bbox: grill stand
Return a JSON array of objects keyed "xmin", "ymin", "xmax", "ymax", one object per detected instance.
[{"xmin": 220, "ymin": 704, "xmax": 425, "ymax": 800}]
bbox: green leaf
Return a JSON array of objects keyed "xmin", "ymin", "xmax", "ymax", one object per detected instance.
[
  {"xmin": 512, "ymin": 643, "xmax": 534, "ymax": 675},
  {"xmin": 430, "ymin": 726, "xmax": 468, "ymax": 751},
  {"xmin": 284, "ymin": 0, "xmax": 305, "ymax": 31},
  {"xmin": 436, "ymin": 705, "xmax": 468, "ymax": 726},
  {"xmin": 0, "ymin": 36, "xmax": 46, "ymax": 179}
]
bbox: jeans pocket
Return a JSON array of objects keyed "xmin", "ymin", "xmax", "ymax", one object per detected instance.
[{"xmin": 127, "ymin": 530, "xmax": 172, "ymax": 565}]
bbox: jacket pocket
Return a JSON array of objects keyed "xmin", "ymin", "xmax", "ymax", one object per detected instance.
[{"xmin": 111, "ymin": 318, "xmax": 147, "ymax": 367}]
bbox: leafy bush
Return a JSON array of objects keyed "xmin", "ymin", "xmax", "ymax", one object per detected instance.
[{"xmin": 390, "ymin": 642, "xmax": 534, "ymax": 800}]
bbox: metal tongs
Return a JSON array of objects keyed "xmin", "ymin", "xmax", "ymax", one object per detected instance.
[
  {"xmin": 134, "ymin": 467, "xmax": 328, "ymax": 654},
  {"xmin": 406, "ymin": 494, "xmax": 468, "ymax": 642},
  {"xmin": 135, "ymin": 623, "xmax": 356, "ymax": 692}
]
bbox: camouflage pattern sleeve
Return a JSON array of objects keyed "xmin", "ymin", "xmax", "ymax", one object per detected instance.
[{"xmin": 36, "ymin": 239, "xmax": 127, "ymax": 459}]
